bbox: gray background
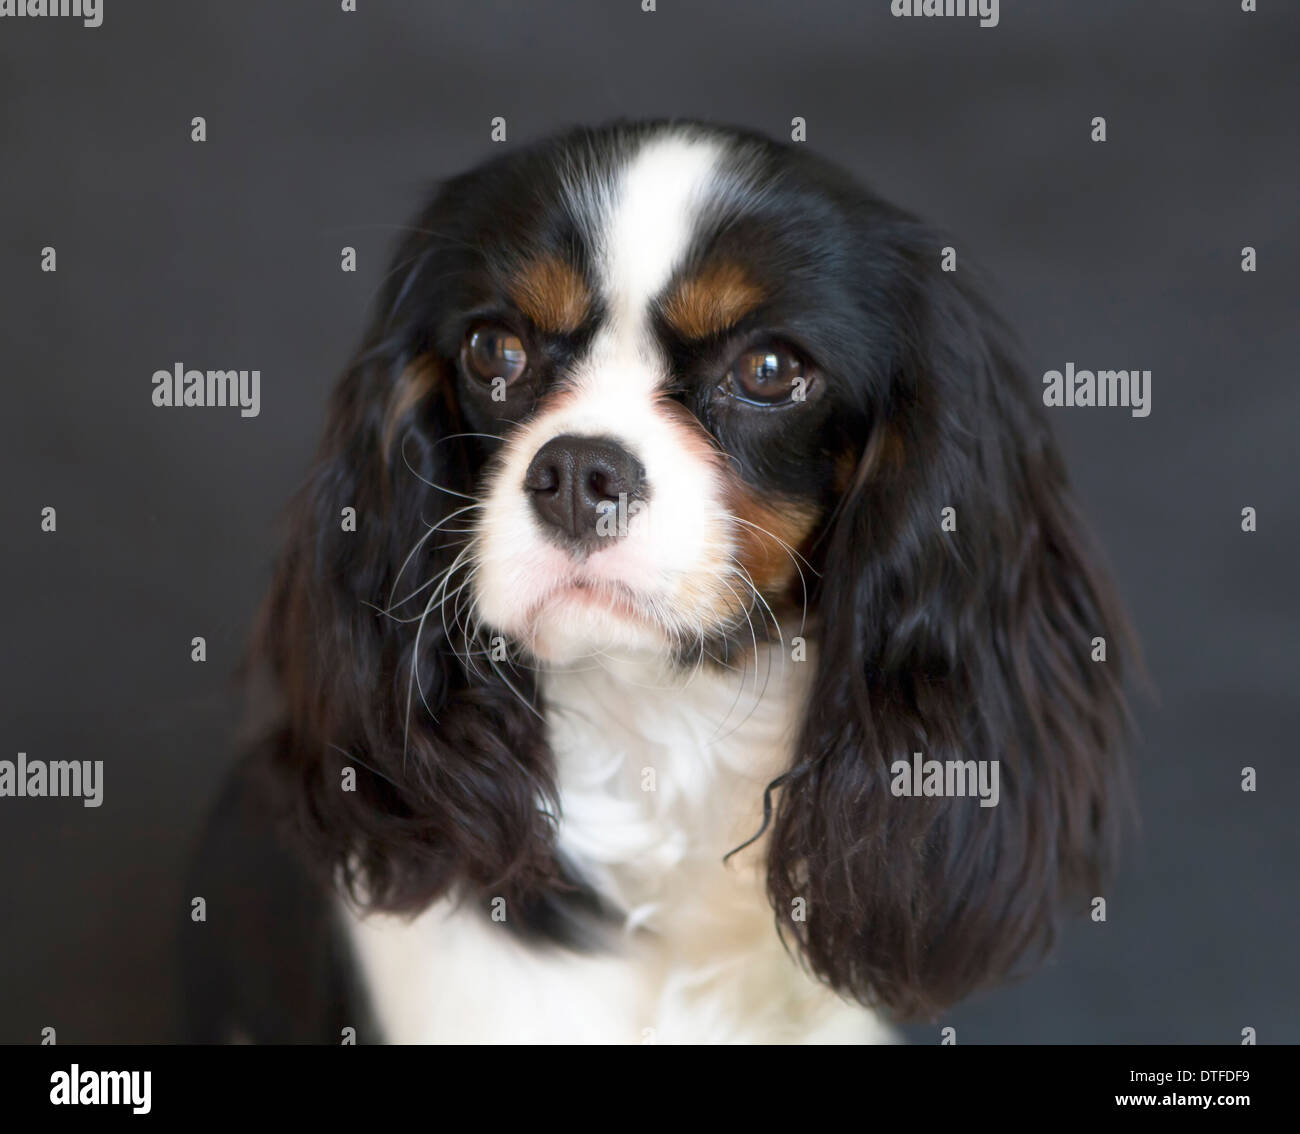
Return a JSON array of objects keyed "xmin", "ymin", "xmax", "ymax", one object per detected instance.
[{"xmin": 1, "ymin": 0, "xmax": 1297, "ymax": 1043}]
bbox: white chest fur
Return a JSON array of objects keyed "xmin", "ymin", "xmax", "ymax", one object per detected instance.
[{"xmin": 339, "ymin": 649, "xmax": 893, "ymax": 1044}]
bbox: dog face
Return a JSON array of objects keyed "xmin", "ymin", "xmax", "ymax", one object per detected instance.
[
  {"xmin": 259, "ymin": 121, "xmax": 1133, "ymax": 1019},
  {"xmin": 403, "ymin": 125, "xmax": 891, "ymax": 664}
]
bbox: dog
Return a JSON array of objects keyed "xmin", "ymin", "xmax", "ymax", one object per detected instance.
[{"xmin": 184, "ymin": 120, "xmax": 1132, "ymax": 1044}]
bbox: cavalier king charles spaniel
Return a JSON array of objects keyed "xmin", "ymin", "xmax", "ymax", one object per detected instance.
[{"xmin": 186, "ymin": 120, "xmax": 1133, "ymax": 1045}]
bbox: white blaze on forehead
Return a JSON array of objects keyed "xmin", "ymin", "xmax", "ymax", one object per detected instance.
[{"xmin": 598, "ymin": 131, "xmax": 726, "ymax": 345}]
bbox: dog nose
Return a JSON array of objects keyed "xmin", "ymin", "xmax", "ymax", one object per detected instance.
[{"xmin": 524, "ymin": 434, "xmax": 646, "ymax": 545}]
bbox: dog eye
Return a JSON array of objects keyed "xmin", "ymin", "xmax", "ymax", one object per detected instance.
[
  {"xmin": 463, "ymin": 324, "xmax": 528, "ymax": 386},
  {"xmin": 724, "ymin": 343, "xmax": 808, "ymax": 405}
]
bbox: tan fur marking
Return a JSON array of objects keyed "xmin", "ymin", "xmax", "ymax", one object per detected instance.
[
  {"xmin": 662, "ymin": 262, "xmax": 764, "ymax": 340},
  {"xmin": 845, "ymin": 424, "xmax": 906, "ymax": 495},
  {"xmin": 729, "ymin": 488, "xmax": 821, "ymax": 596},
  {"xmin": 509, "ymin": 256, "xmax": 590, "ymax": 334},
  {"xmin": 834, "ymin": 449, "xmax": 860, "ymax": 494},
  {"xmin": 383, "ymin": 357, "xmax": 442, "ymax": 459}
]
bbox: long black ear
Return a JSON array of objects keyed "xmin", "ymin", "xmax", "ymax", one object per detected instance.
[
  {"xmin": 249, "ymin": 220, "xmax": 560, "ymax": 916},
  {"xmin": 768, "ymin": 235, "xmax": 1135, "ymax": 1019}
]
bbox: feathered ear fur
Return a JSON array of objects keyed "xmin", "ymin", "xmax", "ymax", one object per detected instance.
[
  {"xmin": 251, "ymin": 217, "xmax": 562, "ymax": 917},
  {"xmin": 768, "ymin": 234, "xmax": 1135, "ymax": 1020}
]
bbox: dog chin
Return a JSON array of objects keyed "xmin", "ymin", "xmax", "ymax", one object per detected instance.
[{"xmin": 519, "ymin": 593, "xmax": 673, "ymax": 664}]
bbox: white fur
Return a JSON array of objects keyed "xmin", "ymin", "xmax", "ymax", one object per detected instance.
[
  {"xmin": 600, "ymin": 133, "xmax": 722, "ymax": 332},
  {"xmin": 342, "ymin": 649, "xmax": 893, "ymax": 1044}
]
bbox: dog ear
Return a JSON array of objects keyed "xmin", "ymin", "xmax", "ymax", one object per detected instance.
[
  {"xmin": 250, "ymin": 211, "xmax": 561, "ymax": 916},
  {"xmin": 767, "ymin": 238, "xmax": 1135, "ymax": 1019}
]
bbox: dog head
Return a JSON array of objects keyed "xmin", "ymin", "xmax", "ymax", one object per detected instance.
[{"xmin": 257, "ymin": 121, "xmax": 1132, "ymax": 1018}]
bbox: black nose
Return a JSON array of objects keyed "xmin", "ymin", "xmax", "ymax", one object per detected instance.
[{"xmin": 524, "ymin": 434, "xmax": 646, "ymax": 546}]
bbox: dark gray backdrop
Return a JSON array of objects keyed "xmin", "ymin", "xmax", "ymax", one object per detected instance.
[{"xmin": 2, "ymin": 0, "xmax": 1297, "ymax": 1043}]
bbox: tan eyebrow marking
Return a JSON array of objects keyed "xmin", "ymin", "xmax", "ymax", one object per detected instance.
[
  {"xmin": 661, "ymin": 261, "xmax": 765, "ymax": 340},
  {"xmin": 509, "ymin": 255, "xmax": 590, "ymax": 334}
]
